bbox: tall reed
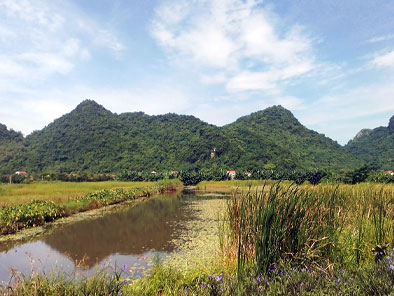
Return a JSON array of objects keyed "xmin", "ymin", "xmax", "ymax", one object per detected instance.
[{"xmin": 226, "ymin": 182, "xmax": 394, "ymax": 277}]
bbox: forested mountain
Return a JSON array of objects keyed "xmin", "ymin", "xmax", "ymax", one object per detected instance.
[
  {"xmin": 345, "ymin": 115, "xmax": 394, "ymax": 170},
  {"xmin": 0, "ymin": 124, "xmax": 24, "ymax": 173},
  {"xmin": 0, "ymin": 100, "xmax": 362, "ymax": 174},
  {"xmin": 222, "ymin": 106, "xmax": 360, "ymax": 170}
]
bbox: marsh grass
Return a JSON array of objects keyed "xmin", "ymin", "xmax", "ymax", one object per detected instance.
[
  {"xmin": 0, "ymin": 264, "xmax": 126, "ymax": 296},
  {"xmin": 1, "ymin": 182, "xmax": 394, "ymax": 295},
  {"xmin": 0, "ymin": 181, "xmax": 156, "ymax": 206},
  {"xmin": 0, "ymin": 179, "xmax": 181, "ymax": 235},
  {"xmin": 225, "ymin": 182, "xmax": 394, "ymax": 277}
]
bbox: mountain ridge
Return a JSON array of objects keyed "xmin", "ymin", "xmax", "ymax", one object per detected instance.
[
  {"xmin": 345, "ymin": 115, "xmax": 394, "ymax": 169},
  {"xmin": 0, "ymin": 100, "xmax": 363, "ymax": 174}
]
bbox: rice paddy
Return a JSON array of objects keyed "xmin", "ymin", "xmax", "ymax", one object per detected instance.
[{"xmin": 0, "ymin": 181, "xmax": 155, "ymax": 206}]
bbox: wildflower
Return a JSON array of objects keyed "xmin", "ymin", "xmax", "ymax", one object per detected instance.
[
  {"xmin": 123, "ymin": 280, "xmax": 128, "ymax": 284},
  {"xmin": 215, "ymin": 275, "xmax": 222, "ymax": 282},
  {"xmin": 208, "ymin": 274, "xmax": 212, "ymax": 279},
  {"xmin": 256, "ymin": 275, "xmax": 261, "ymax": 284},
  {"xmin": 341, "ymin": 269, "xmax": 345, "ymax": 274},
  {"xmin": 335, "ymin": 278, "xmax": 340, "ymax": 284},
  {"xmin": 183, "ymin": 289, "xmax": 188, "ymax": 294},
  {"xmin": 386, "ymin": 257, "xmax": 392, "ymax": 263},
  {"xmin": 291, "ymin": 267, "xmax": 296, "ymax": 271},
  {"xmin": 122, "ymin": 264, "xmax": 127, "ymax": 271},
  {"xmin": 200, "ymin": 283, "xmax": 207, "ymax": 289},
  {"xmin": 389, "ymin": 265, "xmax": 394, "ymax": 271}
]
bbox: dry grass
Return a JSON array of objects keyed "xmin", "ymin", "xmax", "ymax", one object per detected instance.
[{"xmin": 0, "ymin": 181, "xmax": 155, "ymax": 206}]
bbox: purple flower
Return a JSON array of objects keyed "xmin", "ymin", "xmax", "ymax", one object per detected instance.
[
  {"xmin": 387, "ymin": 257, "xmax": 392, "ymax": 263},
  {"xmin": 341, "ymin": 269, "xmax": 345, "ymax": 274},
  {"xmin": 335, "ymin": 278, "xmax": 340, "ymax": 284},
  {"xmin": 256, "ymin": 275, "xmax": 261, "ymax": 284},
  {"xmin": 291, "ymin": 267, "xmax": 296, "ymax": 271},
  {"xmin": 215, "ymin": 275, "xmax": 221, "ymax": 282},
  {"xmin": 208, "ymin": 274, "xmax": 212, "ymax": 279},
  {"xmin": 183, "ymin": 289, "xmax": 188, "ymax": 294},
  {"xmin": 389, "ymin": 265, "xmax": 394, "ymax": 271},
  {"xmin": 122, "ymin": 264, "xmax": 127, "ymax": 271},
  {"xmin": 200, "ymin": 283, "xmax": 207, "ymax": 289}
]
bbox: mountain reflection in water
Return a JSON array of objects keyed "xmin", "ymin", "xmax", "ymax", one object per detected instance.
[
  {"xmin": 0, "ymin": 192, "xmax": 216, "ymax": 282},
  {"xmin": 43, "ymin": 193, "xmax": 193, "ymax": 267}
]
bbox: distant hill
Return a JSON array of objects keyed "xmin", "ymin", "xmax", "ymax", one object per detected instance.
[
  {"xmin": 222, "ymin": 106, "xmax": 360, "ymax": 170},
  {"xmin": 1, "ymin": 100, "xmax": 361, "ymax": 174},
  {"xmin": 345, "ymin": 115, "xmax": 394, "ymax": 170},
  {"xmin": 0, "ymin": 124, "xmax": 24, "ymax": 173}
]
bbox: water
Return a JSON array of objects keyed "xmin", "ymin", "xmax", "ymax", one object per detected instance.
[{"xmin": 0, "ymin": 191, "xmax": 227, "ymax": 283}]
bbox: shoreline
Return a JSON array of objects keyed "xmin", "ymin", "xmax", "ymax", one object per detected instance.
[{"xmin": 0, "ymin": 185, "xmax": 182, "ymax": 247}]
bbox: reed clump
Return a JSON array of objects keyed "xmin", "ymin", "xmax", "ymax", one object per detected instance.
[{"xmin": 226, "ymin": 182, "xmax": 394, "ymax": 276}]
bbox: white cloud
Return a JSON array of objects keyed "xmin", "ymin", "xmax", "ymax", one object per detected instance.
[
  {"xmin": 294, "ymin": 80, "xmax": 394, "ymax": 144},
  {"xmin": 372, "ymin": 50, "xmax": 394, "ymax": 68},
  {"xmin": 0, "ymin": 0, "xmax": 125, "ymax": 88},
  {"xmin": 18, "ymin": 52, "xmax": 74, "ymax": 75},
  {"xmin": 367, "ymin": 34, "xmax": 394, "ymax": 43},
  {"xmin": 93, "ymin": 30, "xmax": 127, "ymax": 53},
  {"xmin": 0, "ymin": 83, "xmax": 193, "ymax": 135},
  {"xmin": 151, "ymin": 0, "xmax": 315, "ymax": 94}
]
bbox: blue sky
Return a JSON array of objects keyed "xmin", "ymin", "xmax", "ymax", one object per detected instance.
[{"xmin": 1, "ymin": 0, "xmax": 394, "ymax": 145}]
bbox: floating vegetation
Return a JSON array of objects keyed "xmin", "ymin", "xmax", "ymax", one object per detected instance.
[{"xmin": 165, "ymin": 197, "xmax": 227, "ymax": 272}]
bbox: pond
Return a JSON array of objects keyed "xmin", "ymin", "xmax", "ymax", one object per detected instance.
[{"xmin": 0, "ymin": 190, "xmax": 228, "ymax": 283}]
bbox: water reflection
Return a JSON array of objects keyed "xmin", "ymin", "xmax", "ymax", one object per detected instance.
[
  {"xmin": 43, "ymin": 194, "xmax": 193, "ymax": 267},
  {"xmin": 0, "ymin": 192, "xmax": 224, "ymax": 283}
]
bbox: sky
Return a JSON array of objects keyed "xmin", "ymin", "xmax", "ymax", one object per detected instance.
[{"xmin": 1, "ymin": 0, "xmax": 394, "ymax": 145}]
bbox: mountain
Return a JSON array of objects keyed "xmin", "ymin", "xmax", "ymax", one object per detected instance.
[
  {"xmin": 345, "ymin": 115, "xmax": 394, "ymax": 170},
  {"xmin": 0, "ymin": 123, "xmax": 23, "ymax": 142},
  {"xmin": 0, "ymin": 124, "xmax": 24, "ymax": 173},
  {"xmin": 1, "ymin": 100, "xmax": 361, "ymax": 174},
  {"xmin": 6, "ymin": 100, "xmax": 228, "ymax": 173},
  {"xmin": 222, "ymin": 106, "xmax": 360, "ymax": 170}
]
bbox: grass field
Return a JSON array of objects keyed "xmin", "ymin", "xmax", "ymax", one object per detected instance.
[
  {"xmin": 196, "ymin": 179, "xmax": 280, "ymax": 192},
  {"xmin": 2, "ymin": 180, "xmax": 394, "ymax": 295},
  {"xmin": 0, "ymin": 180, "xmax": 181, "ymax": 235},
  {"xmin": 0, "ymin": 181, "xmax": 155, "ymax": 206}
]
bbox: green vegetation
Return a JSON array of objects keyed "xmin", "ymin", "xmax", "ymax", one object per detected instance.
[
  {"xmin": 0, "ymin": 179, "xmax": 181, "ymax": 235},
  {"xmin": 0, "ymin": 100, "xmax": 364, "ymax": 175},
  {"xmin": 346, "ymin": 115, "xmax": 394, "ymax": 170},
  {"xmin": 2, "ymin": 182, "xmax": 394, "ymax": 295},
  {"xmin": 0, "ymin": 181, "xmax": 155, "ymax": 206}
]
